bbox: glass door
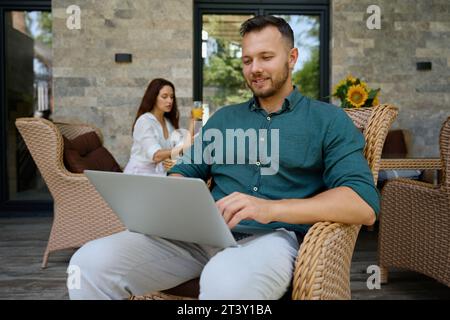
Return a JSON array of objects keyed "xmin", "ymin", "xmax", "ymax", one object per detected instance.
[
  {"xmin": 194, "ymin": 1, "xmax": 330, "ymax": 114},
  {"xmin": 1, "ymin": 5, "xmax": 53, "ymax": 213},
  {"xmin": 271, "ymin": 14, "xmax": 320, "ymax": 100},
  {"xmin": 202, "ymin": 13, "xmax": 255, "ymax": 114}
]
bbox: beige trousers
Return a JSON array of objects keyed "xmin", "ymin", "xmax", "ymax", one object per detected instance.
[{"xmin": 68, "ymin": 229, "xmax": 299, "ymax": 300}]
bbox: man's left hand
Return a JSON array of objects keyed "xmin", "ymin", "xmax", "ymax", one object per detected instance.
[{"xmin": 215, "ymin": 192, "xmax": 274, "ymax": 229}]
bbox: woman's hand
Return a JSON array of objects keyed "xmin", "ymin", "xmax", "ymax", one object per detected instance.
[{"xmin": 163, "ymin": 158, "xmax": 177, "ymax": 171}]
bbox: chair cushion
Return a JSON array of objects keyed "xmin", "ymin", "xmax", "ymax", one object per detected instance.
[
  {"xmin": 63, "ymin": 131, "xmax": 122, "ymax": 173},
  {"xmin": 65, "ymin": 131, "xmax": 102, "ymax": 156},
  {"xmin": 382, "ymin": 130, "xmax": 407, "ymax": 158},
  {"xmin": 378, "ymin": 169, "xmax": 422, "ymax": 182}
]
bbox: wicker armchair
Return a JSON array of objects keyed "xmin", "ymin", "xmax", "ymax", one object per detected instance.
[
  {"xmin": 15, "ymin": 118, "xmax": 125, "ymax": 268},
  {"xmin": 378, "ymin": 116, "xmax": 450, "ymax": 287},
  {"xmin": 130, "ymin": 104, "xmax": 398, "ymax": 300}
]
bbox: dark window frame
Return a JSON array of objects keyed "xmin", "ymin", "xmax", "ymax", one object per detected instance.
[
  {"xmin": 0, "ymin": 0, "xmax": 52, "ymax": 215},
  {"xmin": 193, "ymin": 0, "xmax": 330, "ymax": 102}
]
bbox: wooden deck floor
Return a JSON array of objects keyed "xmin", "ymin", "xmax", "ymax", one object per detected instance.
[{"xmin": 0, "ymin": 217, "xmax": 449, "ymax": 300}]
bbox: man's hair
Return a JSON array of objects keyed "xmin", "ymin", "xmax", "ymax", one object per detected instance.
[{"xmin": 240, "ymin": 15, "xmax": 294, "ymax": 49}]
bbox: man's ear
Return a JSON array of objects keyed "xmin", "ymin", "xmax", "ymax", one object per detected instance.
[{"xmin": 288, "ymin": 47, "xmax": 299, "ymax": 70}]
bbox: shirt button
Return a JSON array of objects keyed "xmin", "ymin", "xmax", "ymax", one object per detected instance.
[
  {"xmin": 256, "ymin": 161, "xmax": 261, "ymax": 166},
  {"xmin": 253, "ymin": 187, "xmax": 258, "ymax": 192},
  {"xmin": 267, "ymin": 116, "xmax": 271, "ymax": 121}
]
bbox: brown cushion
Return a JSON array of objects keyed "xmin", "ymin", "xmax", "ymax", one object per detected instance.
[
  {"xmin": 63, "ymin": 132, "xmax": 122, "ymax": 173},
  {"xmin": 65, "ymin": 131, "xmax": 102, "ymax": 156},
  {"xmin": 382, "ymin": 129, "xmax": 407, "ymax": 158}
]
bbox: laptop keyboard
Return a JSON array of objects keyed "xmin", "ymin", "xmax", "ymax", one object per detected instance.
[{"xmin": 232, "ymin": 231, "xmax": 253, "ymax": 241}]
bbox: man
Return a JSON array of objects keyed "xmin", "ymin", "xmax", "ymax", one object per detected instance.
[{"xmin": 68, "ymin": 16, "xmax": 378, "ymax": 300}]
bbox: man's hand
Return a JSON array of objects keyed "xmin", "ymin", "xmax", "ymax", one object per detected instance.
[{"xmin": 216, "ymin": 192, "xmax": 274, "ymax": 229}]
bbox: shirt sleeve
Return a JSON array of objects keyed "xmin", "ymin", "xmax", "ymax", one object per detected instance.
[
  {"xmin": 167, "ymin": 117, "xmax": 215, "ymax": 181},
  {"xmin": 133, "ymin": 117, "xmax": 162, "ymax": 163},
  {"xmin": 322, "ymin": 109, "xmax": 381, "ymax": 216}
]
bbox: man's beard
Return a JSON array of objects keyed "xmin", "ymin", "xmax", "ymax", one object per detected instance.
[{"xmin": 246, "ymin": 62, "xmax": 290, "ymax": 98}]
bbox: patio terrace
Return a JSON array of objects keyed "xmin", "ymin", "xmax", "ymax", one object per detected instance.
[{"xmin": 1, "ymin": 217, "xmax": 449, "ymax": 300}]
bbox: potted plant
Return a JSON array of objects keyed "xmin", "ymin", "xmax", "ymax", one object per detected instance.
[{"xmin": 332, "ymin": 74, "xmax": 380, "ymax": 108}]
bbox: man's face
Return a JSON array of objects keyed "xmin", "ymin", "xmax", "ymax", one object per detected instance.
[{"xmin": 241, "ymin": 26, "xmax": 297, "ymax": 99}]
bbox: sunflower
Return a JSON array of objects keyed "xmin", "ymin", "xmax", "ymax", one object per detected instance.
[
  {"xmin": 333, "ymin": 79, "xmax": 348, "ymax": 95},
  {"xmin": 333, "ymin": 75, "xmax": 381, "ymax": 108},
  {"xmin": 347, "ymin": 85, "xmax": 368, "ymax": 108},
  {"xmin": 346, "ymin": 74, "xmax": 357, "ymax": 84},
  {"xmin": 372, "ymin": 94, "xmax": 380, "ymax": 106}
]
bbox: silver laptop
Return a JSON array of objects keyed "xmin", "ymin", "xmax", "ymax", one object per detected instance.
[{"xmin": 84, "ymin": 170, "xmax": 272, "ymax": 248}]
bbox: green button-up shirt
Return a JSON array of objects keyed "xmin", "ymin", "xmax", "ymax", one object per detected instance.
[{"xmin": 168, "ymin": 88, "xmax": 380, "ymax": 235}]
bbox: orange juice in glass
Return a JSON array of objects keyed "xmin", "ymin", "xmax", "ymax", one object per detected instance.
[{"xmin": 192, "ymin": 101, "xmax": 203, "ymax": 120}]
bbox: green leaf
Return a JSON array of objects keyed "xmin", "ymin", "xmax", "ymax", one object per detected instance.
[{"xmin": 368, "ymin": 88, "xmax": 380, "ymax": 100}]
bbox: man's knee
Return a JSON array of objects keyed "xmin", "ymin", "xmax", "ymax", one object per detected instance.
[
  {"xmin": 198, "ymin": 251, "xmax": 273, "ymax": 300},
  {"xmin": 67, "ymin": 236, "xmax": 120, "ymax": 299},
  {"xmin": 199, "ymin": 263, "xmax": 263, "ymax": 299},
  {"xmin": 198, "ymin": 232, "xmax": 298, "ymax": 300}
]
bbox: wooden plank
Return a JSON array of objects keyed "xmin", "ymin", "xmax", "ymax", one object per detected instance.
[{"xmin": 0, "ymin": 217, "xmax": 449, "ymax": 300}]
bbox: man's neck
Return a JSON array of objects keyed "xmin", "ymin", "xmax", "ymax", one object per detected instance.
[{"xmin": 258, "ymin": 83, "xmax": 294, "ymax": 114}]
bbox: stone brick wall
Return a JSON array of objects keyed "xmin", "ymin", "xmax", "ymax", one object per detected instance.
[
  {"xmin": 53, "ymin": 0, "xmax": 450, "ymax": 162},
  {"xmin": 52, "ymin": 0, "xmax": 193, "ymax": 166},
  {"xmin": 332, "ymin": 0, "xmax": 450, "ymax": 157}
]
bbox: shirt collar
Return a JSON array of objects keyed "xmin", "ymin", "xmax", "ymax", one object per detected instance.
[
  {"xmin": 248, "ymin": 86, "xmax": 303, "ymax": 112},
  {"xmin": 146, "ymin": 112, "xmax": 170, "ymax": 126}
]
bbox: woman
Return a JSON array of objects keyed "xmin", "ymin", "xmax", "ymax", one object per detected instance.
[{"xmin": 124, "ymin": 78, "xmax": 195, "ymax": 176}]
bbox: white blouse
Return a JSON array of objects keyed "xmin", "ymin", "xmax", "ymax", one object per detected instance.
[{"xmin": 124, "ymin": 112, "xmax": 178, "ymax": 176}]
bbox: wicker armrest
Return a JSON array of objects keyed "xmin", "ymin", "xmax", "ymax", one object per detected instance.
[
  {"xmin": 379, "ymin": 179, "xmax": 449, "ymax": 282},
  {"xmin": 292, "ymin": 221, "xmax": 359, "ymax": 300},
  {"xmin": 383, "ymin": 178, "xmax": 440, "ymax": 190},
  {"xmin": 380, "ymin": 178, "xmax": 446, "ymax": 228},
  {"xmin": 379, "ymin": 158, "xmax": 442, "ymax": 170}
]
